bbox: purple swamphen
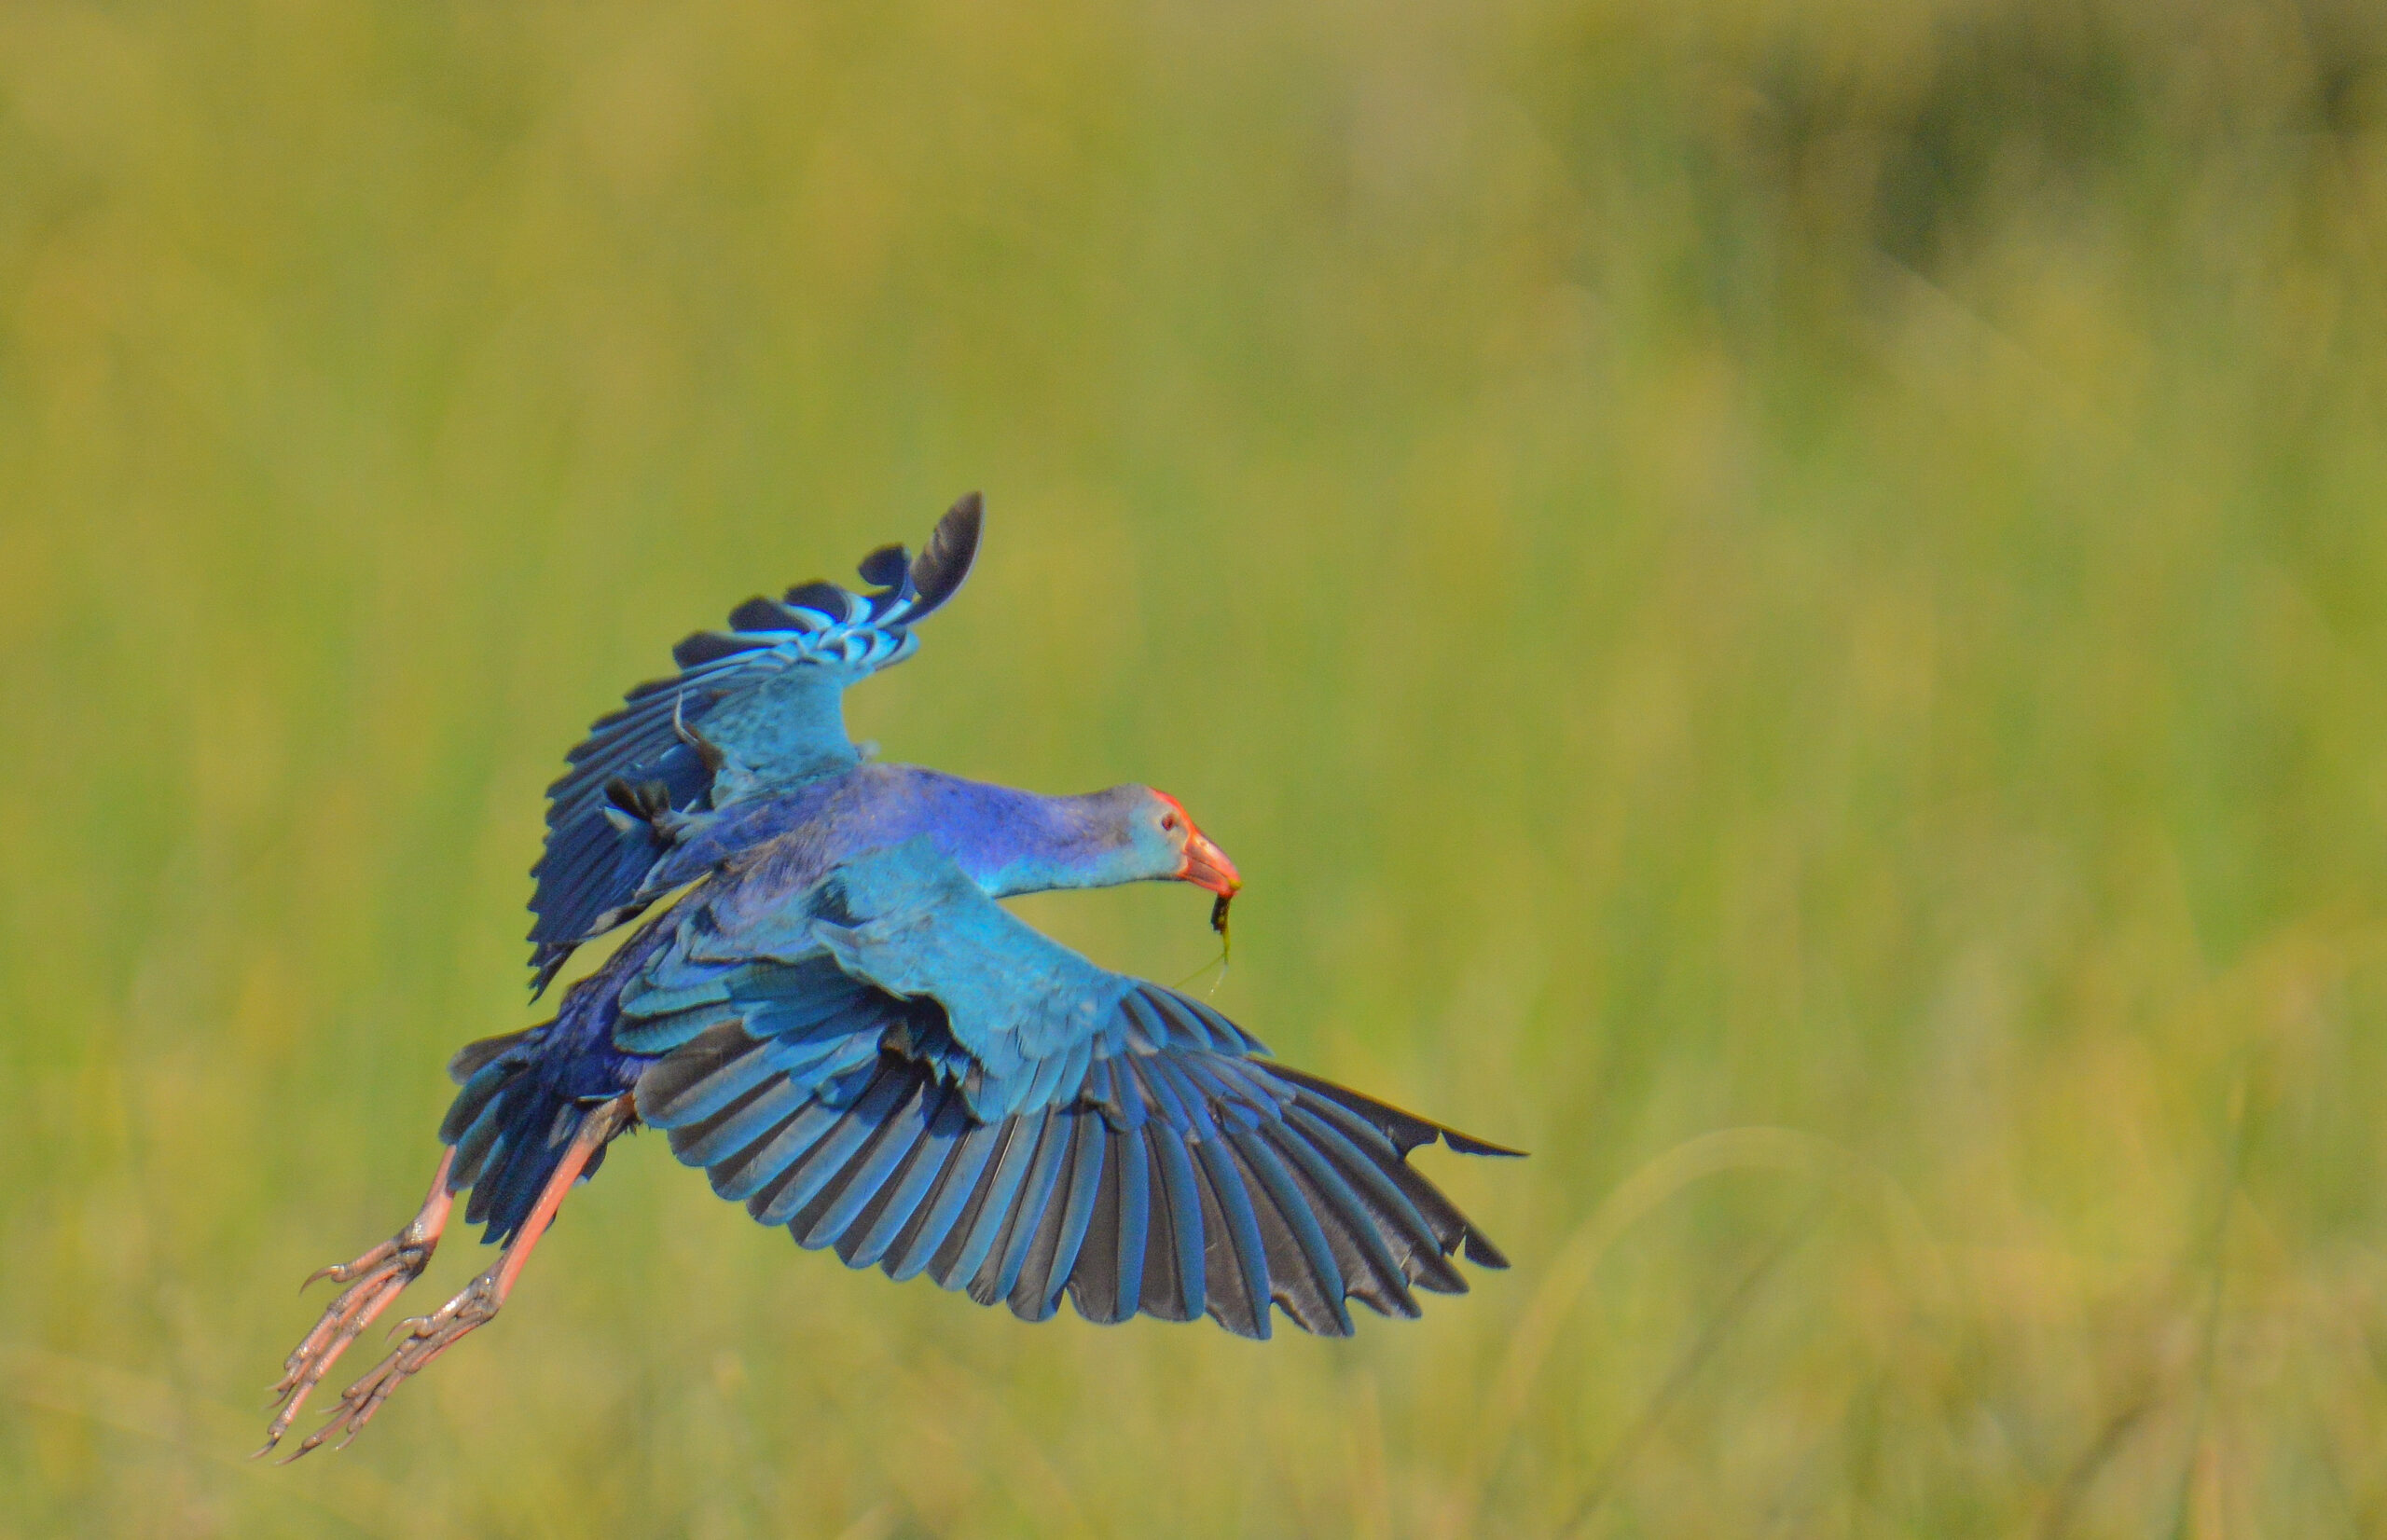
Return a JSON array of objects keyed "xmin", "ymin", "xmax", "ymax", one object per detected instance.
[{"xmin": 262, "ymin": 494, "xmax": 1519, "ymax": 1458}]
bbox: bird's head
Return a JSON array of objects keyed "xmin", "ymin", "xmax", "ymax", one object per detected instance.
[
  {"xmin": 1052, "ymin": 786, "xmax": 1239, "ymax": 946},
  {"xmin": 1118, "ymin": 788, "xmax": 1241, "ymax": 898},
  {"xmin": 1079, "ymin": 788, "xmax": 1241, "ymax": 892},
  {"xmin": 1005, "ymin": 784, "xmax": 1243, "ymax": 906}
]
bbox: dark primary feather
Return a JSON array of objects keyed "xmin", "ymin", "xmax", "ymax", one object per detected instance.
[
  {"xmin": 906, "ymin": 490, "xmax": 982, "ymax": 614},
  {"xmin": 526, "ymin": 495, "xmax": 986, "ymax": 992},
  {"xmin": 613, "ymin": 839, "xmax": 1516, "ymax": 1340}
]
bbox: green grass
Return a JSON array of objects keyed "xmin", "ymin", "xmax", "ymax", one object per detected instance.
[{"xmin": 3, "ymin": 0, "xmax": 2385, "ymax": 1533}]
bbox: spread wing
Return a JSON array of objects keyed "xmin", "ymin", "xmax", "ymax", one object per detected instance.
[
  {"xmin": 528, "ymin": 494, "xmax": 984, "ymax": 990},
  {"xmin": 614, "ymin": 840, "xmax": 1517, "ymax": 1338}
]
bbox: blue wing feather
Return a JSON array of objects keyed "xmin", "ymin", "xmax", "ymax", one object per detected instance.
[
  {"xmin": 1027, "ymin": 1121, "xmax": 1109, "ymax": 1319},
  {"xmin": 805, "ymin": 1079, "xmax": 939, "ymax": 1249},
  {"xmin": 711, "ymin": 1105, "xmax": 830, "ymax": 1203},
  {"xmin": 756, "ymin": 1068, "xmax": 910, "ymax": 1228},
  {"xmin": 885, "ymin": 1118, "xmax": 1006, "ymax": 1282},
  {"xmin": 935, "ymin": 1117, "xmax": 1045, "ymax": 1291},
  {"xmin": 1142, "ymin": 1121, "xmax": 1207, "ymax": 1322},
  {"xmin": 1258, "ymin": 1121, "xmax": 1419, "ymax": 1319},
  {"xmin": 670, "ymin": 1076, "xmax": 813, "ymax": 1169},
  {"xmin": 1234, "ymin": 1134, "xmax": 1354, "ymax": 1335},
  {"xmin": 1194, "ymin": 1138, "xmax": 1274, "ymax": 1338},
  {"xmin": 837, "ymin": 1084, "xmax": 968, "ymax": 1267},
  {"xmin": 978, "ymin": 1115, "xmax": 1074, "ymax": 1305},
  {"xmin": 1098, "ymin": 1126, "xmax": 1152, "ymax": 1322}
]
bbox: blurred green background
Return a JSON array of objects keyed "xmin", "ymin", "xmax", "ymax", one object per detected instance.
[{"xmin": 4, "ymin": 0, "xmax": 2385, "ymax": 1533}]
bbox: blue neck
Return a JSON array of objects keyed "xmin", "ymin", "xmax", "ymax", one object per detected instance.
[
  {"xmin": 666, "ymin": 764, "xmax": 1156, "ymax": 901},
  {"xmin": 792, "ymin": 766, "xmax": 1145, "ymax": 897},
  {"xmin": 915, "ymin": 775, "xmax": 1138, "ymax": 897}
]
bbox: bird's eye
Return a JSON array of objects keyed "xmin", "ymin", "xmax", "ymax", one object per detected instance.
[{"xmin": 1161, "ymin": 814, "xmax": 1180, "ymax": 832}]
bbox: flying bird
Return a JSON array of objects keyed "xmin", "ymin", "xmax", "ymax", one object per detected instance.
[{"xmin": 263, "ymin": 494, "xmax": 1518, "ymax": 1458}]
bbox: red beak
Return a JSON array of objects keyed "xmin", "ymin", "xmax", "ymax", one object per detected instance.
[{"xmin": 1179, "ymin": 827, "xmax": 1242, "ymax": 897}]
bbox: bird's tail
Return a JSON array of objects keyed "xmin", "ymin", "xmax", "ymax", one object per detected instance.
[{"xmin": 437, "ymin": 1027, "xmax": 613, "ymax": 1246}]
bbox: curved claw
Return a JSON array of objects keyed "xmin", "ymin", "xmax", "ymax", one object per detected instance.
[{"xmin": 301, "ymin": 1238, "xmax": 397, "ymax": 1293}]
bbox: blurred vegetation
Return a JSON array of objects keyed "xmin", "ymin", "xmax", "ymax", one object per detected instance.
[{"xmin": 3, "ymin": 0, "xmax": 2385, "ymax": 1533}]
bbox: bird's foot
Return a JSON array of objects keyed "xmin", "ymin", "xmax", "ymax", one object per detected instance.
[
  {"xmin": 279, "ymin": 1266, "xmax": 505, "ymax": 1461},
  {"xmin": 260, "ymin": 1100, "xmax": 626, "ymax": 1462},
  {"xmin": 257, "ymin": 1154, "xmax": 454, "ymax": 1458}
]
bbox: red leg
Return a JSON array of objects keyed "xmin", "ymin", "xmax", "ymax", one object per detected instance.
[
  {"xmin": 258, "ymin": 1148, "xmax": 456, "ymax": 1456},
  {"xmin": 279, "ymin": 1095, "xmax": 634, "ymax": 1461}
]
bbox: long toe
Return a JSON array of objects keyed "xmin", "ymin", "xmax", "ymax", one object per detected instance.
[
  {"xmin": 301, "ymin": 1237, "xmax": 398, "ymax": 1293},
  {"xmin": 257, "ymin": 1241, "xmax": 435, "ymax": 1456},
  {"xmin": 282, "ymin": 1272, "xmax": 504, "ymax": 1462}
]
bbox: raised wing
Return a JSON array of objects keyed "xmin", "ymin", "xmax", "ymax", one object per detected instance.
[
  {"xmin": 612, "ymin": 840, "xmax": 1517, "ymax": 1338},
  {"xmin": 527, "ymin": 494, "xmax": 984, "ymax": 990}
]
